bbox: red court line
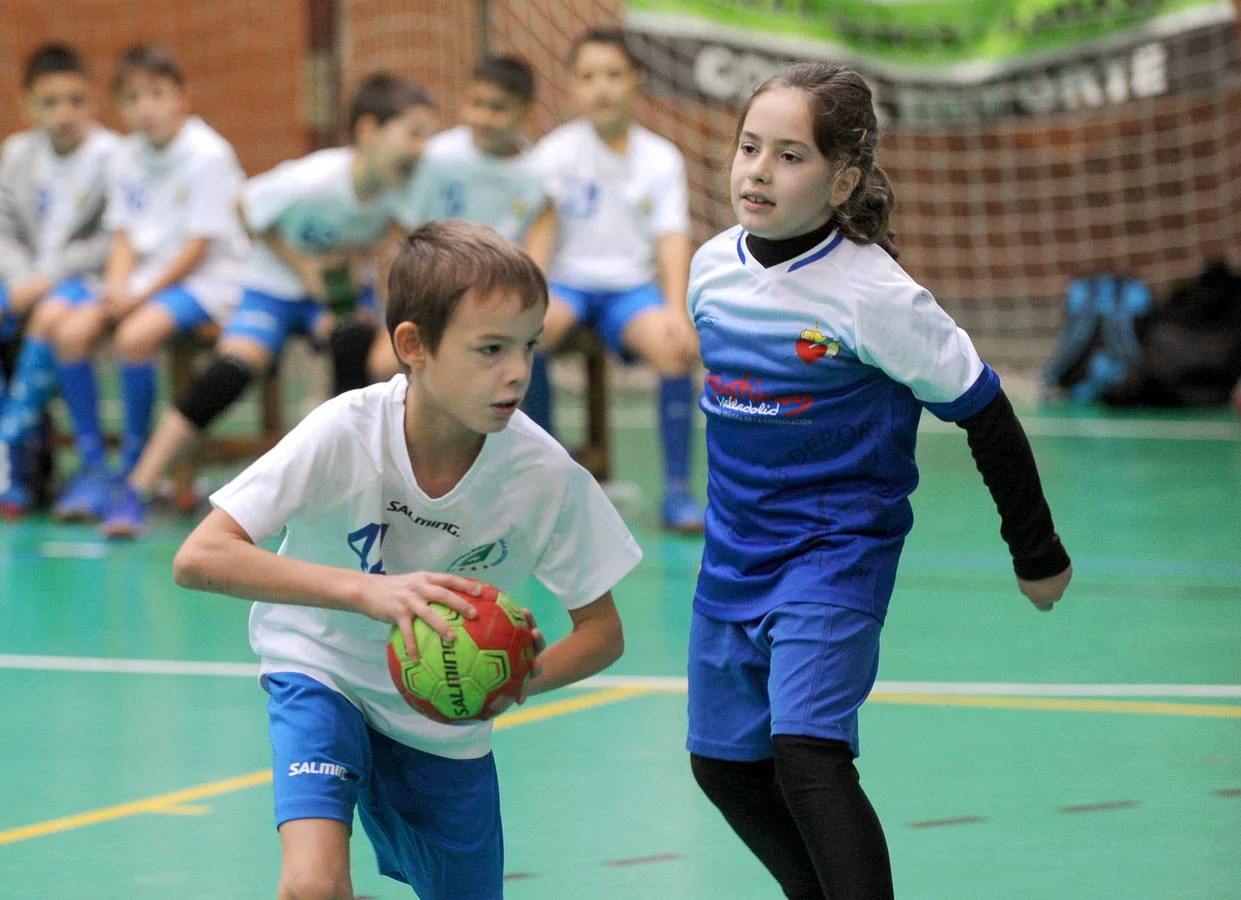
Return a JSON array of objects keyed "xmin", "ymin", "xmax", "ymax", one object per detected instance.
[
  {"xmin": 908, "ymin": 816, "xmax": 986, "ymax": 829},
  {"xmin": 1059, "ymin": 800, "xmax": 1139, "ymax": 814},
  {"xmin": 605, "ymin": 853, "xmax": 683, "ymax": 867},
  {"xmin": 503, "ymin": 872, "xmax": 538, "ymax": 881}
]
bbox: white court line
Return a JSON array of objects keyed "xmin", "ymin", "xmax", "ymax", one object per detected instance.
[
  {"xmin": 558, "ymin": 406, "xmax": 1241, "ymax": 441},
  {"xmin": 1, "ymin": 655, "xmax": 1238, "ymax": 698}
]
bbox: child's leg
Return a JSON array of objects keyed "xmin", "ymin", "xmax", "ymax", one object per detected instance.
[
  {"xmin": 612, "ymin": 290, "xmax": 703, "ymax": 531},
  {"xmin": 105, "ymin": 291, "xmax": 287, "ymax": 537},
  {"xmin": 368, "ymin": 325, "xmax": 400, "ymax": 382},
  {"xmin": 0, "ymin": 297, "xmax": 73, "ymax": 512},
  {"xmin": 358, "ymin": 730, "xmax": 503, "ymax": 900},
  {"xmin": 265, "ymin": 672, "xmax": 368, "ymax": 900},
  {"xmin": 690, "ymin": 754, "xmax": 825, "ymax": 900},
  {"xmin": 53, "ymin": 300, "xmax": 111, "ymax": 472},
  {"xmin": 766, "ymin": 602, "xmax": 892, "ymax": 899},
  {"xmin": 687, "ymin": 609, "xmax": 824, "ymax": 899},
  {"xmin": 278, "ymin": 819, "xmax": 354, "ymax": 900}
]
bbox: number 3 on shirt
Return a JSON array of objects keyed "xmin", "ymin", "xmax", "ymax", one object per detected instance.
[{"xmin": 347, "ymin": 522, "xmax": 389, "ymax": 574}]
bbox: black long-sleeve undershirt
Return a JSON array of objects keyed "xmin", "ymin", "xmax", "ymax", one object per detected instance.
[
  {"xmin": 745, "ymin": 227, "xmax": 1071, "ymax": 581},
  {"xmin": 958, "ymin": 390, "xmax": 1071, "ymax": 580}
]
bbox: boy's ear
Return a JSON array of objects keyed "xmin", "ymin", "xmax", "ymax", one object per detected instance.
[{"xmin": 392, "ymin": 321, "xmax": 426, "ymax": 369}]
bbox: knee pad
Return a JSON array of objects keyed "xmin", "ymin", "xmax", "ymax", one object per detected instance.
[
  {"xmin": 329, "ymin": 320, "xmax": 377, "ymax": 396},
  {"xmin": 176, "ymin": 355, "xmax": 253, "ymax": 430}
]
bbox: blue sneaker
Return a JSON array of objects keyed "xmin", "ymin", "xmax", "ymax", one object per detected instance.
[
  {"xmin": 54, "ymin": 465, "xmax": 113, "ymax": 523},
  {"xmin": 0, "ymin": 438, "xmax": 31, "ymax": 519},
  {"xmin": 0, "ymin": 481, "xmax": 32, "ymax": 520},
  {"xmin": 101, "ymin": 486, "xmax": 148, "ymax": 540},
  {"xmin": 661, "ymin": 489, "xmax": 705, "ymax": 535}
]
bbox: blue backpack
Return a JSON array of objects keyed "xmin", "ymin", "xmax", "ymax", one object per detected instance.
[{"xmin": 1042, "ymin": 274, "xmax": 1152, "ymax": 403}]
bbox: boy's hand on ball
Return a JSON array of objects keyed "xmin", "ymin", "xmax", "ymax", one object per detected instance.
[
  {"xmin": 518, "ymin": 608, "xmax": 547, "ymax": 704},
  {"xmin": 361, "ymin": 571, "xmax": 481, "ymax": 658},
  {"xmin": 1018, "ymin": 565, "xmax": 1072, "ymax": 612}
]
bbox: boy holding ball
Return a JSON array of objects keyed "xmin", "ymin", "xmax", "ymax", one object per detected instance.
[{"xmin": 174, "ymin": 220, "xmax": 641, "ymax": 900}]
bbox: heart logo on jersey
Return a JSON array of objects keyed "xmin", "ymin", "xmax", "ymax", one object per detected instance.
[{"xmin": 795, "ymin": 326, "xmax": 840, "ymax": 364}]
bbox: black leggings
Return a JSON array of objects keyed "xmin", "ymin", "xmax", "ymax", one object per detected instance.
[{"xmin": 691, "ymin": 735, "xmax": 893, "ymax": 899}]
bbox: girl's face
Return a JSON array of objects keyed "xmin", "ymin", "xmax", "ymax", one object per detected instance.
[
  {"xmin": 569, "ymin": 42, "xmax": 639, "ymax": 136},
  {"xmin": 730, "ymin": 86, "xmax": 859, "ymax": 240}
]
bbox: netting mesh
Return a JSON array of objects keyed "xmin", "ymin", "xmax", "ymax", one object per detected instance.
[{"xmin": 2, "ymin": 0, "xmax": 1239, "ymax": 377}]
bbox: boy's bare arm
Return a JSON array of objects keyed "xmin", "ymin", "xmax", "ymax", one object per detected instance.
[
  {"xmin": 118, "ymin": 237, "xmax": 210, "ymax": 314},
  {"xmin": 523, "ymin": 592, "xmax": 623, "ymax": 696},
  {"xmin": 656, "ymin": 231, "xmax": 693, "ymax": 316},
  {"xmin": 522, "ymin": 203, "xmax": 557, "ymax": 273},
  {"xmin": 237, "ymin": 195, "xmax": 338, "ymax": 302},
  {"xmin": 103, "ymin": 230, "xmax": 137, "ymax": 306},
  {"xmin": 174, "ymin": 508, "xmax": 482, "ymax": 651}
]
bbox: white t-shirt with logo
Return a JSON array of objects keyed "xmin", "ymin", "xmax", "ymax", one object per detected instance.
[
  {"xmin": 240, "ymin": 147, "xmax": 402, "ymax": 300},
  {"xmin": 23, "ymin": 126, "xmax": 120, "ymax": 277},
  {"xmin": 396, "ymin": 125, "xmax": 546, "ymax": 242},
  {"xmin": 105, "ymin": 116, "xmax": 249, "ymax": 322},
  {"xmin": 535, "ymin": 119, "xmax": 690, "ymax": 292},
  {"xmin": 210, "ymin": 374, "xmax": 643, "ymax": 759}
]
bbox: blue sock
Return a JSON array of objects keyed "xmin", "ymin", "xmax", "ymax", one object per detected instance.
[
  {"xmin": 119, "ymin": 362, "xmax": 157, "ymax": 473},
  {"xmin": 0, "ymin": 337, "xmax": 58, "ymax": 446},
  {"xmin": 58, "ymin": 359, "xmax": 107, "ymax": 469},
  {"xmin": 523, "ymin": 353, "xmax": 554, "ymax": 435},
  {"xmin": 659, "ymin": 376, "xmax": 693, "ymax": 493}
]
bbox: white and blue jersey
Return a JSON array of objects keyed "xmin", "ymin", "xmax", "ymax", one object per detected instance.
[
  {"xmin": 689, "ymin": 226, "xmax": 999, "ymax": 624},
  {"xmin": 396, "ymin": 125, "xmax": 545, "ymax": 242}
]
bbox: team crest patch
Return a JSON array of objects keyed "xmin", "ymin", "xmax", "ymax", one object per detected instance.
[
  {"xmin": 637, "ymin": 197, "xmax": 653, "ymax": 217},
  {"xmin": 448, "ymin": 539, "xmax": 509, "ymax": 574},
  {"xmin": 795, "ymin": 325, "xmax": 840, "ymax": 364}
]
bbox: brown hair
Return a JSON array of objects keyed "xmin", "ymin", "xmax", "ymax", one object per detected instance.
[
  {"xmin": 735, "ymin": 62, "xmax": 898, "ymax": 259},
  {"xmin": 113, "ymin": 44, "xmax": 184, "ymax": 94},
  {"xmin": 566, "ymin": 27, "xmax": 641, "ymax": 71},
  {"xmin": 387, "ymin": 220, "xmax": 548, "ymax": 355}
]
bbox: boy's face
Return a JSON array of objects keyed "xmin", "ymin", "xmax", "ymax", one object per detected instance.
[
  {"xmin": 569, "ymin": 42, "xmax": 640, "ymax": 134},
  {"xmin": 362, "ymin": 105, "xmax": 440, "ymax": 189},
  {"xmin": 27, "ymin": 72, "xmax": 93, "ymax": 154},
  {"xmin": 116, "ymin": 73, "xmax": 187, "ymax": 148},
  {"xmin": 406, "ymin": 287, "xmax": 545, "ymax": 435},
  {"xmin": 460, "ymin": 79, "xmax": 529, "ymax": 156}
]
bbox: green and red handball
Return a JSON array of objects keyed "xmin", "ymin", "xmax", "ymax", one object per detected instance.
[{"xmin": 386, "ymin": 582, "xmax": 536, "ymax": 723}]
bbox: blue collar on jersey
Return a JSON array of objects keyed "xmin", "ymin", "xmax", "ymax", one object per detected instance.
[{"xmin": 736, "ymin": 229, "xmax": 845, "ymax": 272}]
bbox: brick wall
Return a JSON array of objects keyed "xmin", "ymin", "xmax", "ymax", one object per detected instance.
[{"xmin": 0, "ymin": 0, "xmax": 306, "ymax": 176}]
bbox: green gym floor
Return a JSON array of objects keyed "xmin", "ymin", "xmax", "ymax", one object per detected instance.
[{"xmin": 1, "ymin": 397, "xmax": 1239, "ymax": 899}]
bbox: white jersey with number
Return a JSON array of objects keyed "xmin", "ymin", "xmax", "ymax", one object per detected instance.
[
  {"xmin": 105, "ymin": 116, "xmax": 248, "ymax": 321},
  {"xmin": 396, "ymin": 126, "xmax": 546, "ymax": 242},
  {"xmin": 210, "ymin": 374, "xmax": 643, "ymax": 759},
  {"xmin": 241, "ymin": 147, "xmax": 402, "ymax": 300},
  {"xmin": 535, "ymin": 119, "xmax": 689, "ymax": 292}
]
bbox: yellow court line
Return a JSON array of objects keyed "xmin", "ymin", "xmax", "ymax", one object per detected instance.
[
  {"xmin": 148, "ymin": 804, "xmax": 213, "ymax": 816},
  {"xmin": 0, "ymin": 687, "xmax": 649, "ymax": 847},
  {"xmin": 870, "ymin": 692, "xmax": 1241, "ymax": 718}
]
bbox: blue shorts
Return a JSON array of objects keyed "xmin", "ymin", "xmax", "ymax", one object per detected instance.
[
  {"xmin": 550, "ymin": 281, "xmax": 663, "ymax": 355},
  {"xmin": 265, "ymin": 672, "xmax": 503, "ymax": 900},
  {"xmin": 223, "ymin": 287, "xmax": 375, "ymax": 355},
  {"xmin": 55, "ymin": 277, "xmax": 212, "ymax": 331},
  {"xmin": 687, "ymin": 603, "xmax": 883, "ymax": 761}
]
